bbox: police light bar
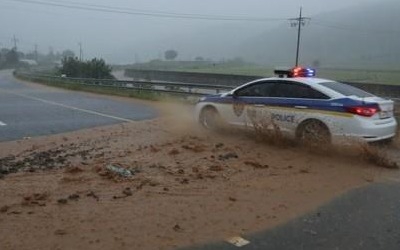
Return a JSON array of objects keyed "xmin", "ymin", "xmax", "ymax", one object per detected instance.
[
  {"xmin": 292, "ymin": 67, "xmax": 316, "ymax": 77},
  {"xmin": 274, "ymin": 67, "xmax": 316, "ymax": 78}
]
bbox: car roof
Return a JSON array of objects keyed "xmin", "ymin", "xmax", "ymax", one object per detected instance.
[{"xmin": 250, "ymin": 77, "xmax": 333, "ymax": 86}]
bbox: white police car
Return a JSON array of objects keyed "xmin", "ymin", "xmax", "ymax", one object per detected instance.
[{"xmin": 195, "ymin": 67, "xmax": 397, "ymax": 143}]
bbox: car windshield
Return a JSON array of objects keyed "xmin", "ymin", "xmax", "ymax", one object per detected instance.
[{"xmin": 319, "ymin": 81, "xmax": 374, "ymax": 98}]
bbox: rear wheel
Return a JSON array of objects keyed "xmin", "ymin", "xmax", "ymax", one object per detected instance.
[
  {"xmin": 199, "ymin": 107, "xmax": 222, "ymax": 130},
  {"xmin": 296, "ymin": 119, "xmax": 331, "ymax": 145}
]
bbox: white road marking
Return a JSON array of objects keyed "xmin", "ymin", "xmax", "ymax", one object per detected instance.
[
  {"xmin": 2, "ymin": 90, "xmax": 134, "ymax": 123},
  {"xmin": 0, "ymin": 121, "xmax": 6, "ymax": 126}
]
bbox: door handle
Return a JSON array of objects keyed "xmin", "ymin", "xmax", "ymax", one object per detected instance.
[{"xmin": 294, "ymin": 106, "xmax": 308, "ymax": 109}]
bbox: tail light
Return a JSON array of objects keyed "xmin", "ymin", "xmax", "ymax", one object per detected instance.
[{"xmin": 346, "ymin": 105, "xmax": 380, "ymax": 117}]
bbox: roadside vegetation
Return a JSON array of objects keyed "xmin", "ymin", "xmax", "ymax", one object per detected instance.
[{"xmin": 59, "ymin": 57, "xmax": 114, "ymax": 79}]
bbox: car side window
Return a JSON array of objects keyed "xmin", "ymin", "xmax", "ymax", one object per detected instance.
[
  {"xmin": 235, "ymin": 82, "xmax": 275, "ymax": 97},
  {"xmin": 271, "ymin": 81, "xmax": 329, "ymax": 99}
]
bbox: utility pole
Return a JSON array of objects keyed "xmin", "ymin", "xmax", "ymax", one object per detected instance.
[
  {"xmin": 34, "ymin": 44, "xmax": 38, "ymax": 61},
  {"xmin": 78, "ymin": 42, "xmax": 83, "ymax": 61},
  {"xmin": 289, "ymin": 7, "xmax": 310, "ymax": 67},
  {"xmin": 12, "ymin": 35, "xmax": 18, "ymax": 50}
]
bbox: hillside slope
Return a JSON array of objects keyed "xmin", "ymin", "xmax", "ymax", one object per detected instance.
[{"xmin": 240, "ymin": 1, "xmax": 400, "ymax": 68}]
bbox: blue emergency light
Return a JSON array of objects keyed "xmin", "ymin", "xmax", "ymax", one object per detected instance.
[{"xmin": 274, "ymin": 67, "xmax": 316, "ymax": 78}]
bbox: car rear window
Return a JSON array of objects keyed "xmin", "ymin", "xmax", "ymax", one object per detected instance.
[{"xmin": 319, "ymin": 81, "xmax": 374, "ymax": 98}]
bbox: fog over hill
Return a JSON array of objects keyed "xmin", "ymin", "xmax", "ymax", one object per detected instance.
[
  {"xmin": 0, "ymin": 0, "xmax": 396, "ymax": 67},
  {"xmin": 239, "ymin": 0, "xmax": 400, "ymax": 68}
]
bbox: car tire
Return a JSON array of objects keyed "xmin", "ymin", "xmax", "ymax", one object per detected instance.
[
  {"xmin": 296, "ymin": 119, "xmax": 331, "ymax": 145},
  {"xmin": 199, "ymin": 107, "xmax": 223, "ymax": 131}
]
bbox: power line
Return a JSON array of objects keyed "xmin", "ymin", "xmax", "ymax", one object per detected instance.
[
  {"xmin": 312, "ymin": 19, "xmax": 400, "ymax": 35},
  {"xmin": 44, "ymin": 0, "xmax": 279, "ymax": 20},
  {"xmin": 4, "ymin": 0, "xmax": 288, "ymax": 22}
]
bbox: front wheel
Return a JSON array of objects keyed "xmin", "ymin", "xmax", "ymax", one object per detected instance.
[
  {"xmin": 296, "ymin": 120, "xmax": 331, "ymax": 145},
  {"xmin": 199, "ymin": 107, "xmax": 222, "ymax": 131}
]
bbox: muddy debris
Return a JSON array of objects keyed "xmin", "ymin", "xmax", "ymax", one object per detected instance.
[
  {"xmin": 181, "ymin": 144, "xmax": 206, "ymax": 153},
  {"xmin": 64, "ymin": 166, "xmax": 84, "ymax": 174},
  {"xmin": 215, "ymin": 143, "xmax": 224, "ymax": 149},
  {"xmin": 68, "ymin": 194, "xmax": 80, "ymax": 201},
  {"xmin": 219, "ymin": 152, "xmax": 239, "ymax": 161},
  {"xmin": 22, "ymin": 193, "xmax": 49, "ymax": 207},
  {"xmin": 0, "ymin": 144, "xmax": 100, "ymax": 176},
  {"xmin": 122, "ymin": 187, "xmax": 133, "ymax": 196},
  {"xmin": 360, "ymin": 144, "xmax": 399, "ymax": 169},
  {"xmin": 229, "ymin": 197, "xmax": 237, "ymax": 202},
  {"xmin": 87, "ymin": 191, "xmax": 100, "ymax": 201},
  {"xmin": 244, "ymin": 161, "xmax": 269, "ymax": 169},
  {"xmin": 0, "ymin": 205, "xmax": 10, "ymax": 213},
  {"xmin": 180, "ymin": 178, "xmax": 189, "ymax": 184},
  {"xmin": 299, "ymin": 169, "xmax": 311, "ymax": 174},
  {"xmin": 54, "ymin": 229, "xmax": 67, "ymax": 236},
  {"xmin": 209, "ymin": 165, "xmax": 224, "ymax": 172},
  {"xmin": 149, "ymin": 145, "xmax": 160, "ymax": 153},
  {"xmin": 173, "ymin": 224, "xmax": 183, "ymax": 232},
  {"xmin": 57, "ymin": 198, "xmax": 68, "ymax": 205},
  {"xmin": 113, "ymin": 188, "xmax": 133, "ymax": 199},
  {"xmin": 169, "ymin": 149, "xmax": 180, "ymax": 155},
  {"xmin": 104, "ymin": 164, "xmax": 135, "ymax": 178}
]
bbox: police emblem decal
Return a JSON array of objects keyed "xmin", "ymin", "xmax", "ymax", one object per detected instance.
[{"xmin": 233, "ymin": 101, "xmax": 245, "ymax": 117}]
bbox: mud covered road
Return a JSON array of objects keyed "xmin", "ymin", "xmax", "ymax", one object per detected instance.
[
  {"xmin": 0, "ymin": 98, "xmax": 399, "ymax": 250},
  {"xmin": 0, "ymin": 74, "xmax": 400, "ymax": 250}
]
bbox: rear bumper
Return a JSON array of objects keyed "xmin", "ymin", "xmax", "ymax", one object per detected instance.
[{"xmin": 334, "ymin": 118, "xmax": 398, "ymax": 142}]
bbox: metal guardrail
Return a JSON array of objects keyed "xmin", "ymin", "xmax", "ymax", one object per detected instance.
[
  {"xmin": 14, "ymin": 73, "xmax": 400, "ymax": 109},
  {"xmin": 15, "ymin": 73, "xmax": 233, "ymax": 96}
]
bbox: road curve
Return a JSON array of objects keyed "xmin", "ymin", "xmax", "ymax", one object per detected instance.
[{"xmin": 0, "ymin": 70, "xmax": 157, "ymax": 142}]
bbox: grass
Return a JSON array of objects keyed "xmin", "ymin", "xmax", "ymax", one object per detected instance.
[{"xmin": 135, "ymin": 63, "xmax": 400, "ymax": 85}]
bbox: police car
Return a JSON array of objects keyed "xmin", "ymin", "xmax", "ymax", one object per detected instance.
[{"xmin": 195, "ymin": 67, "xmax": 398, "ymax": 143}]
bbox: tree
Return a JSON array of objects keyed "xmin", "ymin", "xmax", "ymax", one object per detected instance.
[
  {"xmin": 59, "ymin": 57, "xmax": 113, "ymax": 79},
  {"xmin": 62, "ymin": 49, "xmax": 75, "ymax": 59},
  {"xmin": 164, "ymin": 50, "xmax": 178, "ymax": 61}
]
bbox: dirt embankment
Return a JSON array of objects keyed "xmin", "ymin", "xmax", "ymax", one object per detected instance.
[{"xmin": 0, "ymin": 102, "xmax": 398, "ymax": 250}]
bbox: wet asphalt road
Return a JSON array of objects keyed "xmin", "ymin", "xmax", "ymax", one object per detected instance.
[
  {"xmin": 182, "ymin": 181, "xmax": 400, "ymax": 250},
  {"xmin": 0, "ymin": 70, "xmax": 157, "ymax": 142}
]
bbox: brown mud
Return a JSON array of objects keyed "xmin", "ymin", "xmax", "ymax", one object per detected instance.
[{"xmin": 0, "ymin": 99, "xmax": 399, "ymax": 250}]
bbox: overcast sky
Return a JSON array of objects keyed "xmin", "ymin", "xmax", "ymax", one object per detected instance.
[{"xmin": 0, "ymin": 0, "xmax": 383, "ymax": 63}]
